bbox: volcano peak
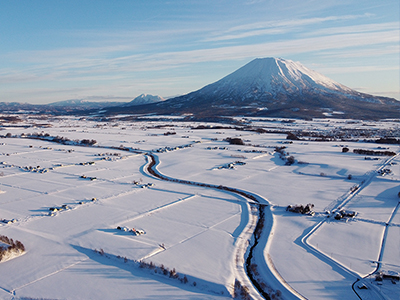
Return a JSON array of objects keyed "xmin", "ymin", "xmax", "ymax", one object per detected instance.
[{"xmin": 105, "ymin": 57, "xmax": 400, "ymax": 119}]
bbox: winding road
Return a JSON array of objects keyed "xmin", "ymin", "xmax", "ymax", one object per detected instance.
[
  {"xmin": 10, "ymin": 134, "xmax": 398, "ymax": 299},
  {"xmin": 144, "ymin": 153, "xmax": 302, "ymax": 300}
]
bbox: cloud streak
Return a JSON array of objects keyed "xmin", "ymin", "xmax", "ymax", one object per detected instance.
[
  {"xmin": 1, "ymin": 26, "xmax": 397, "ymax": 85},
  {"xmin": 0, "ymin": 2, "xmax": 398, "ymax": 103},
  {"xmin": 205, "ymin": 13, "xmax": 374, "ymax": 42}
]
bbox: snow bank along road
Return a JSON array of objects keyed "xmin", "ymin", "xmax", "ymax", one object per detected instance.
[
  {"xmin": 0, "ymin": 134, "xmax": 297, "ymax": 300},
  {"xmin": 145, "ymin": 153, "xmax": 303, "ymax": 300}
]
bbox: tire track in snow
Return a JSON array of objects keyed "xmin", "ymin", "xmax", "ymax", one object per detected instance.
[
  {"xmin": 11, "ymin": 257, "xmax": 89, "ymax": 293},
  {"xmin": 114, "ymin": 194, "xmax": 196, "ymax": 225}
]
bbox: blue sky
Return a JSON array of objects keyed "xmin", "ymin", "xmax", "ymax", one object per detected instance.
[{"xmin": 0, "ymin": 0, "xmax": 398, "ymax": 104}]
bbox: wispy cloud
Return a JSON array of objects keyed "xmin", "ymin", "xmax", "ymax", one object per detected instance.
[
  {"xmin": 245, "ymin": 0, "xmax": 267, "ymax": 4},
  {"xmin": 205, "ymin": 13, "xmax": 374, "ymax": 42},
  {"xmin": 303, "ymin": 21, "xmax": 399, "ymax": 37},
  {"xmin": 318, "ymin": 65, "xmax": 399, "ymax": 75},
  {"xmin": 1, "ymin": 27, "xmax": 398, "ymax": 86},
  {"xmin": 316, "ymin": 44, "xmax": 399, "ymax": 59},
  {"xmin": 1, "ymin": 5, "xmax": 398, "ymax": 104},
  {"xmin": 227, "ymin": 13, "xmax": 373, "ymax": 33}
]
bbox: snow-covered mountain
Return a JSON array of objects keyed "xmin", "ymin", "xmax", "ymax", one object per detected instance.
[
  {"xmin": 184, "ymin": 57, "xmax": 391, "ymax": 105},
  {"xmin": 126, "ymin": 94, "xmax": 165, "ymax": 106},
  {"xmin": 105, "ymin": 57, "xmax": 400, "ymax": 119},
  {"xmin": 200, "ymin": 57, "xmax": 354, "ymax": 98},
  {"xmin": 49, "ymin": 99, "xmax": 93, "ymax": 106},
  {"xmin": 0, "ymin": 94, "xmax": 165, "ymax": 114}
]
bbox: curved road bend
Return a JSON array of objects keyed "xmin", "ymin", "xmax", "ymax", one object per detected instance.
[{"xmin": 145, "ymin": 153, "xmax": 301, "ymax": 300}]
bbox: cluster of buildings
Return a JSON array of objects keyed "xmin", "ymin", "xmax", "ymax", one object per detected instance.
[
  {"xmin": 286, "ymin": 203, "xmax": 315, "ymax": 216},
  {"xmin": 133, "ymin": 181, "xmax": 154, "ymax": 188},
  {"xmin": 217, "ymin": 161, "xmax": 246, "ymax": 170},
  {"xmin": 80, "ymin": 175, "xmax": 97, "ymax": 181},
  {"xmin": 1, "ymin": 218, "xmax": 17, "ymax": 224},
  {"xmin": 333, "ymin": 209, "xmax": 357, "ymax": 220},
  {"xmin": 153, "ymin": 141, "xmax": 201, "ymax": 154},
  {"xmin": 116, "ymin": 226, "xmax": 145, "ymax": 236},
  {"xmin": 21, "ymin": 165, "xmax": 49, "ymax": 173}
]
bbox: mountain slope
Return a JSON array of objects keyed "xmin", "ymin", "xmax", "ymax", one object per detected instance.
[
  {"xmin": 196, "ymin": 57, "xmax": 353, "ymax": 99},
  {"xmin": 125, "ymin": 94, "xmax": 165, "ymax": 106},
  {"xmin": 105, "ymin": 58, "xmax": 400, "ymax": 119}
]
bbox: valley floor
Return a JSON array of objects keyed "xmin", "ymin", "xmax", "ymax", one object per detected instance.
[{"xmin": 0, "ymin": 115, "xmax": 398, "ymax": 300}]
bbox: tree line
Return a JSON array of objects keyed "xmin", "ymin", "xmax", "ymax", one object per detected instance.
[{"xmin": 0, "ymin": 235, "xmax": 25, "ymax": 261}]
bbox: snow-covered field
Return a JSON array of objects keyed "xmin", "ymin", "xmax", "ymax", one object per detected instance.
[{"xmin": 0, "ymin": 115, "xmax": 398, "ymax": 300}]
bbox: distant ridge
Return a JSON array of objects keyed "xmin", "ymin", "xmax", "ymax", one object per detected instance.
[
  {"xmin": 48, "ymin": 99, "xmax": 126, "ymax": 109},
  {"xmin": 0, "ymin": 58, "xmax": 398, "ymax": 119},
  {"xmin": 125, "ymin": 94, "xmax": 165, "ymax": 106},
  {"xmin": 105, "ymin": 57, "xmax": 400, "ymax": 119}
]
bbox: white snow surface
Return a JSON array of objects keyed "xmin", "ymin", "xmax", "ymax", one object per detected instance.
[
  {"xmin": 206, "ymin": 57, "xmax": 354, "ymax": 97},
  {"xmin": 128, "ymin": 93, "xmax": 165, "ymax": 106},
  {"xmin": 0, "ymin": 115, "xmax": 398, "ymax": 300}
]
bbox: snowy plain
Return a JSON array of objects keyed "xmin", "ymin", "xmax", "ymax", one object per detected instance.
[{"xmin": 0, "ymin": 115, "xmax": 398, "ymax": 300}]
